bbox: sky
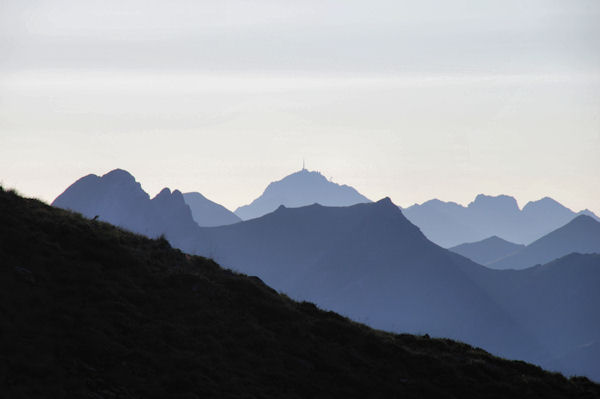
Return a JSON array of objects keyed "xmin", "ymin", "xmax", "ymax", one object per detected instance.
[{"xmin": 1, "ymin": 0, "xmax": 599, "ymax": 213}]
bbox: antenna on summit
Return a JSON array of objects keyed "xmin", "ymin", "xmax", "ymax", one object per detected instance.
[{"xmin": 302, "ymin": 159, "xmax": 306, "ymax": 171}]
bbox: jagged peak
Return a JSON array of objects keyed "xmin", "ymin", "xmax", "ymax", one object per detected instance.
[
  {"xmin": 375, "ymin": 197, "xmax": 394, "ymax": 206},
  {"xmin": 469, "ymin": 194, "xmax": 519, "ymax": 211}
]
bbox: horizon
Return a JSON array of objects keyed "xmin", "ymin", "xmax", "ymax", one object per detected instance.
[
  {"xmin": 1, "ymin": 0, "xmax": 599, "ymax": 214},
  {"xmin": 16, "ymin": 165, "xmax": 598, "ymax": 216}
]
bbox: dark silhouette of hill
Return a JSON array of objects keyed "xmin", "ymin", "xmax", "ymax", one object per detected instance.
[
  {"xmin": 449, "ymin": 236, "xmax": 525, "ymax": 265},
  {"xmin": 192, "ymin": 200, "xmax": 600, "ymax": 381},
  {"xmin": 403, "ymin": 194, "xmax": 599, "ymax": 247},
  {"xmin": 234, "ymin": 168, "xmax": 371, "ymax": 220},
  {"xmin": 461, "ymin": 253, "xmax": 600, "ymax": 381},
  {"xmin": 183, "ymin": 192, "xmax": 241, "ymax": 227},
  {"xmin": 52, "ymin": 169, "xmax": 201, "ymax": 246},
  {"xmin": 488, "ymin": 215, "xmax": 600, "ymax": 270},
  {"xmin": 4, "ymin": 189, "xmax": 598, "ymax": 398}
]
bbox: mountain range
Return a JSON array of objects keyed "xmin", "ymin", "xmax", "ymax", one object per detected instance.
[
  {"xmin": 486, "ymin": 215, "xmax": 600, "ymax": 270},
  {"xmin": 5, "ymin": 186, "xmax": 598, "ymax": 397},
  {"xmin": 402, "ymin": 195, "xmax": 598, "ymax": 247},
  {"xmin": 52, "ymin": 169, "xmax": 199, "ymax": 245},
  {"xmin": 189, "ymin": 199, "xmax": 600, "ymax": 380},
  {"xmin": 50, "ymin": 168, "xmax": 600, "ymax": 380},
  {"xmin": 194, "ymin": 199, "xmax": 535, "ymax": 358}
]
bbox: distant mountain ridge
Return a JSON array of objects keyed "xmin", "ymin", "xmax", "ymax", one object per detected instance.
[
  {"xmin": 196, "ymin": 198, "xmax": 533, "ymax": 359},
  {"xmin": 189, "ymin": 199, "xmax": 600, "ymax": 381},
  {"xmin": 183, "ymin": 192, "xmax": 241, "ymax": 227},
  {"xmin": 487, "ymin": 215, "xmax": 600, "ymax": 270},
  {"xmin": 449, "ymin": 236, "xmax": 525, "ymax": 265},
  {"xmin": 403, "ymin": 194, "xmax": 598, "ymax": 247},
  {"xmin": 49, "ymin": 170, "xmax": 600, "ymax": 381},
  {"xmin": 52, "ymin": 169, "xmax": 201, "ymax": 245},
  {"xmin": 462, "ymin": 252, "xmax": 600, "ymax": 381},
  {"xmin": 234, "ymin": 169, "xmax": 371, "ymax": 220}
]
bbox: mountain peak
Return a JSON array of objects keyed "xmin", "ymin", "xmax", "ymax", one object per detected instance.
[
  {"xmin": 234, "ymin": 169, "xmax": 371, "ymax": 220},
  {"xmin": 469, "ymin": 194, "xmax": 519, "ymax": 212},
  {"xmin": 375, "ymin": 197, "xmax": 397, "ymax": 209},
  {"xmin": 152, "ymin": 188, "xmax": 188, "ymax": 208},
  {"xmin": 156, "ymin": 187, "xmax": 172, "ymax": 197},
  {"xmin": 102, "ymin": 168, "xmax": 137, "ymax": 184}
]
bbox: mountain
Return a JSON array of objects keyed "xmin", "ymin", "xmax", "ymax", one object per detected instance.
[
  {"xmin": 488, "ymin": 215, "xmax": 600, "ymax": 270},
  {"xmin": 183, "ymin": 192, "xmax": 241, "ymax": 227},
  {"xmin": 234, "ymin": 168, "xmax": 371, "ymax": 220},
  {"xmin": 52, "ymin": 169, "xmax": 200, "ymax": 248},
  {"xmin": 195, "ymin": 200, "xmax": 540, "ymax": 359},
  {"xmin": 461, "ymin": 253, "xmax": 600, "ymax": 381},
  {"xmin": 403, "ymin": 194, "xmax": 599, "ymax": 247},
  {"xmin": 5, "ymin": 188, "xmax": 599, "ymax": 398},
  {"xmin": 449, "ymin": 236, "xmax": 525, "ymax": 265},
  {"xmin": 190, "ymin": 200, "xmax": 600, "ymax": 381}
]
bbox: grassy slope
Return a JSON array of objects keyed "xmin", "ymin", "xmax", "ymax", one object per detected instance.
[{"xmin": 0, "ymin": 187, "xmax": 598, "ymax": 399}]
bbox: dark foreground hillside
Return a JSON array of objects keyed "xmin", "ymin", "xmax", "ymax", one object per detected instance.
[{"xmin": 0, "ymin": 188, "xmax": 598, "ymax": 399}]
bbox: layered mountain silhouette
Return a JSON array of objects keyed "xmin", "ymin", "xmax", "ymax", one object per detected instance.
[
  {"xmin": 403, "ymin": 194, "xmax": 598, "ymax": 247},
  {"xmin": 49, "ymin": 169, "xmax": 600, "ymax": 380},
  {"xmin": 449, "ymin": 236, "xmax": 525, "ymax": 265},
  {"xmin": 52, "ymin": 169, "xmax": 200, "ymax": 246},
  {"xmin": 183, "ymin": 192, "xmax": 241, "ymax": 227},
  {"xmin": 6, "ymin": 188, "xmax": 599, "ymax": 397},
  {"xmin": 462, "ymin": 253, "xmax": 600, "ymax": 381},
  {"xmin": 234, "ymin": 168, "xmax": 371, "ymax": 220},
  {"xmin": 487, "ymin": 215, "xmax": 600, "ymax": 270},
  {"xmin": 190, "ymin": 200, "xmax": 600, "ymax": 381}
]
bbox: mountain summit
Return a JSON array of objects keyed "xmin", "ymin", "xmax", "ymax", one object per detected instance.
[
  {"xmin": 52, "ymin": 169, "xmax": 200, "ymax": 247},
  {"xmin": 403, "ymin": 194, "xmax": 599, "ymax": 247},
  {"xmin": 234, "ymin": 169, "xmax": 371, "ymax": 220}
]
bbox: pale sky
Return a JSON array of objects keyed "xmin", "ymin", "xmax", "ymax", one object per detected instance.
[{"xmin": 1, "ymin": 0, "xmax": 599, "ymax": 213}]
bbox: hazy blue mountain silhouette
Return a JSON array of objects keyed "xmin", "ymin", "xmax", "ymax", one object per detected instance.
[
  {"xmin": 462, "ymin": 253, "xmax": 600, "ymax": 381},
  {"xmin": 403, "ymin": 194, "xmax": 598, "ymax": 247},
  {"xmin": 183, "ymin": 192, "xmax": 241, "ymax": 227},
  {"xmin": 194, "ymin": 199, "xmax": 541, "ymax": 360},
  {"xmin": 52, "ymin": 169, "xmax": 200, "ymax": 246},
  {"xmin": 190, "ymin": 201, "xmax": 600, "ymax": 380},
  {"xmin": 487, "ymin": 215, "xmax": 600, "ymax": 270},
  {"xmin": 234, "ymin": 169, "xmax": 371, "ymax": 220},
  {"xmin": 450, "ymin": 236, "xmax": 525, "ymax": 265}
]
